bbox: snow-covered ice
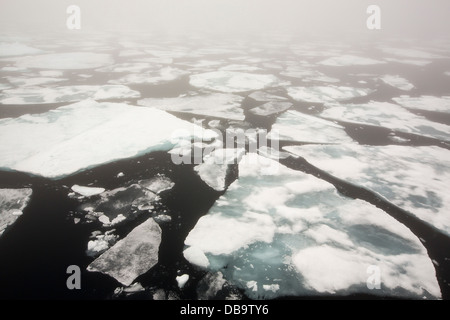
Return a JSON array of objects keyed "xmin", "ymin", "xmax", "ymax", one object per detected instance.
[
  {"xmin": 189, "ymin": 71, "xmax": 288, "ymax": 93},
  {"xmin": 109, "ymin": 67, "xmax": 188, "ymax": 85},
  {"xmin": 267, "ymin": 110, "xmax": 353, "ymax": 144},
  {"xmin": 284, "ymin": 144, "xmax": 450, "ymax": 236},
  {"xmin": 0, "ymin": 43, "xmax": 44, "ymax": 57},
  {"xmin": 0, "ymin": 188, "xmax": 32, "ymax": 237},
  {"xmin": 5, "ymin": 76, "xmax": 67, "ymax": 88},
  {"xmin": 71, "ymin": 185, "xmax": 105, "ymax": 197},
  {"xmin": 0, "ymin": 85, "xmax": 140, "ymax": 105},
  {"xmin": 14, "ymin": 52, "xmax": 113, "ymax": 70},
  {"xmin": 287, "ymin": 86, "xmax": 373, "ymax": 104},
  {"xmin": 380, "ymin": 75, "xmax": 415, "ymax": 91},
  {"xmin": 176, "ymin": 274, "xmax": 189, "ymax": 289},
  {"xmin": 138, "ymin": 93, "xmax": 245, "ymax": 121},
  {"xmin": 320, "ymin": 101, "xmax": 450, "ymax": 141},
  {"xmin": 184, "ymin": 154, "xmax": 440, "ymax": 298},
  {"xmin": 319, "ymin": 55, "xmax": 385, "ymax": 66},
  {"xmin": 183, "ymin": 246, "xmax": 210, "ymax": 269},
  {"xmin": 138, "ymin": 175, "xmax": 174, "ymax": 194},
  {"xmin": 280, "ymin": 67, "xmax": 339, "ymax": 83},
  {"xmin": 247, "ymin": 91, "xmax": 288, "ymax": 103},
  {"xmin": 87, "ymin": 217, "xmax": 162, "ymax": 286},
  {"xmin": 249, "ymin": 101, "xmax": 292, "ymax": 117},
  {"xmin": 0, "ymin": 100, "xmax": 215, "ymax": 178},
  {"xmin": 393, "ymin": 95, "xmax": 450, "ymax": 114},
  {"xmin": 194, "ymin": 148, "xmax": 245, "ymax": 191}
]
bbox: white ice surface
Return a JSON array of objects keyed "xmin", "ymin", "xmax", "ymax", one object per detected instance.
[
  {"xmin": 380, "ymin": 75, "xmax": 415, "ymax": 91},
  {"xmin": 280, "ymin": 67, "xmax": 339, "ymax": 83},
  {"xmin": 15, "ymin": 52, "xmax": 113, "ymax": 69},
  {"xmin": 0, "ymin": 43, "xmax": 44, "ymax": 57},
  {"xmin": 0, "ymin": 85, "xmax": 140, "ymax": 105},
  {"xmin": 5, "ymin": 76, "xmax": 67, "ymax": 88},
  {"xmin": 249, "ymin": 101, "xmax": 292, "ymax": 117},
  {"xmin": 183, "ymin": 246, "xmax": 210, "ymax": 268},
  {"xmin": 184, "ymin": 154, "xmax": 440, "ymax": 298},
  {"xmin": 319, "ymin": 55, "xmax": 385, "ymax": 66},
  {"xmin": 321, "ymin": 101, "xmax": 450, "ymax": 141},
  {"xmin": 109, "ymin": 67, "xmax": 188, "ymax": 85},
  {"xmin": 288, "ymin": 86, "xmax": 373, "ymax": 104},
  {"xmin": 189, "ymin": 71, "xmax": 288, "ymax": 93},
  {"xmin": 284, "ymin": 144, "xmax": 450, "ymax": 236},
  {"xmin": 87, "ymin": 218, "xmax": 161, "ymax": 286},
  {"xmin": 138, "ymin": 93, "xmax": 244, "ymax": 121},
  {"xmin": 0, "ymin": 100, "xmax": 215, "ymax": 178},
  {"xmin": 176, "ymin": 274, "xmax": 189, "ymax": 289},
  {"xmin": 247, "ymin": 91, "xmax": 288, "ymax": 102},
  {"xmin": 71, "ymin": 185, "xmax": 105, "ymax": 197},
  {"xmin": 0, "ymin": 188, "xmax": 32, "ymax": 237},
  {"xmin": 267, "ymin": 110, "xmax": 353, "ymax": 144},
  {"xmin": 393, "ymin": 95, "xmax": 450, "ymax": 114}
]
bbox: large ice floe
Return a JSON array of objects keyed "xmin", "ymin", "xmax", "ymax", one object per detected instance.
[
  {"xmin": 380, "ymin": 75, "xmax": 415, "ymax": 91},
  {"xmin": 138, "ymin": 93, "xmax": 245, "ymax": 121},
  {"xmin": 0, "ymin": 100, "xmax": 215, "ymax": 178},
  {"xmin": 320, "ymin": 101, "xmax": 450, "ymax": 142},
  {"xmin": 0, "ymin": 188, "xmax": 32, "ymax": 237},
  {"xmin": 287, "ymin": 86, "xmax": 373, "ymax": 104},
  {"xmin": 87, "ymin": 217, "xmax": 161, "ymax": 286},
  {"xmin": 267, "ymin": 110, "xmax": 353, "ymax": 144},
  {"xmin": 0, "ymin": 85, "xmax": 140, "ymax": 105},
  {"xmin": 184, "ymin": 154, "xmax": 440, "ymax": 299},
  {"xmin": 284, "ymin": 144, "xmax": 450, "ymax": 237},
  {"xmin": 14, "ymin": 52, "xmax": 113, "ymax": 69},
  {"xmin": 189, "ymin": 71, "xmax": 288, "ymax": 93},
  {"xmin": 318, "ymin": 55, "xmax": 385, "ymax": 67},
  {"xmin": 248, "ymin": 101, "xmax": 292, "ymax": 117},
  {"xmin": 392, "ymin": 95, "xmax": 450, "ymax": 114},
  {"xmin": 0, "ymin": 42, "xmax": 44, "ymax": 57}
]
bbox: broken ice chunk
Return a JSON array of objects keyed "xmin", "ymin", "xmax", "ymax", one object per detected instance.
[
  {"xmin": 184, "ymin": 153, "xmax": 440, "ymax": 299},
  {"xmin": 380, "ymin": 75, "xmax": 415, "ymax": 91},
  {"xmin": 284, "ymin": 144, "xmax": 450, "ymax": 236},
  {"xmin": 393, "ymin": 95, "xmax": 450, "ymax": 114},
  {"xmin": 138, "ymin": 175, "xmax": 174, "ymax": 194},
  {"xmin": 138, "ymin": 93, "xmax": 245, "ymax": 121},
  {"xmin": 319, "ymin": 55, "xmax": 385, "ymax": 66},
  {"xmin": 267, "ymin": 110, "xmax": 353, "ymax": 144},
  {"xmin": 176, "ymin": 274, "xmax": 189, "ymax": 289},
  {"xmin": 71, "ymin": 185, "xmax": 105, "ymax": 197},
  {"xmin": 0, "ymin": 85, "xmax": 140, "ymax": 105},
  {"xmin": 109, "ymin": 67, "xmax": 188, "ymax": 85},
  {"xmin": 287, "ymin": 86, "xmax": 373, "ymax": 104},
  {"xmin": 248, "ymin": 101, "xmax": 292, "ymax": 117},
  {"xmin": 87, "ymin": 217, "xmax": 162, "ymax": 286},
  {"xmin": 0, "ymin": 100, "xmax": 214, "ymax": 178},
  {"xmin": 247, "ymin": 91, "xmax": 288, "ymax": 102},
  {"xmin": 193, "ymin": 148, "xmax": 245, "ymax": 191},
  {"xmin": 0, "ymin": 188, "xmax": 32, "ymax": 237},
  {"xmin": 189, "ymin": 71, "xmax": 288, "ymax": 93}
]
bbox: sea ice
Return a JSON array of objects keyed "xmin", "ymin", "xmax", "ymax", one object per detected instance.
[
  {"xmin": 284, "ymin": 144, "xmax": 450, "ymax": 236},
  {"xmin": 0, "ymin": 85, "xmax": 140, "ymax": 105},
  {"xmin": 71, "ymin": 185, "xmax": 105, "ymax": 197},
  {"xmin": 0, "ymin": 43, "xmax": 44, "ymax": 57},
  {"xmin": 109, "ymin": 67, "xmax": 188, "ymax": 85},
  {"xmin": 0, "ymin": 100, "xmax": 215, "ymax": 178},
  {"xmin": 0, "ymin": 188, "xmax": 32, "ymax": 237},
  {"xmin": 267, "ymin": 110, "xmax": 353, "ymax": 143},
  {"xmin": 287, "ymin": 86, "xmax": 373, "ymax": 104},
  {"xmin": 15, "ymin": 52, "xmax": 113, "ymax": 69},
  {"xmin": 138, "ymin": 93, "xmax": 245, "ymax": 121},
  {"xmin": 393, "ymin": 95, "xmax": 450, "ymax": 114},
  {"xmin": 280, "ymin": 67, "xmax": 339, "ymax": 83},
  {"xmin": 248, "ymin": 101, "xmax": 292, "ymax": 117},
  {"xmin": 5, "ymin": 76, "xmax": 67, "ymax": 88},
  {"xmin": 380, "ymin": 75, "xmax": 415, "ymax": 91},
  {"xmin": 184, "ymin": 154, "xmax": 440, "ymax": 299},
  {"xmin": 319, "ymin": 55, "xmax": 385, "ymax": 66},
  {"xmin": 247, "ymin": 91, "xmax": 288, "ymax": 103},
  {"xmin": 320, "ymin": 101, "xmax": 450, "ymax": 141},
  {"xmin": 176, "ymin": 274, "xmax": 189, "ymax": 289},
  {"xmin": 138, "ymin": 175, "xmax": 174, "ymax": 194},
  {"xmin": 189, "ymin": 71, "xmax": 288, "ymax": 93},
  {"xmin": 87, "ymin": 217, "xmax": 161, "ymax": 286}
]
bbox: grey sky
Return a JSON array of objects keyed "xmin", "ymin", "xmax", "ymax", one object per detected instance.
[{"xmin": 0, "ymin": 0, "xmax": 449, "ymax": 38}]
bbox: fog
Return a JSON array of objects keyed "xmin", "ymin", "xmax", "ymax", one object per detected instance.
[{"xmin": 1, "ymin": 0, "xmax": 450, "ymax": 39}]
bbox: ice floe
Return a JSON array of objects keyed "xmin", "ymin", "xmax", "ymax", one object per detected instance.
[
  {"xmin": 267, "ymin": 110, "xmax": 353, "ymax": 143},
  {"xmin": 280, "ymin": 68, "xmax": 340, "ymax": 83},
  {"xmin": 109, "ymin": 67, "xmax": 188, "ymax": 85},
  {"xmin": 87, "ymin": 217, "xmax": 161, "ymax": 286},
  {"xmin": 138, "ymin": 93, "xmax": 245, "ymax": 121},
  {"xmin": 247, "ymin": 91, "xmax": 288, "ymax": 103},
  {"xmin": 184, "ymin": 153, "xmax": 440, "ymax": 298},
  {"xmin": 194, "ymin": 148, "xmax": 245, "ymax": 191},
  {"xmin": 0, "ymin": 100, "xmax": 215, "ymax": 178},
  {"xmin": 248, "ymin": 101, "xmax": 292, "ymax": 117},
  {"xmin": 14, "ymin": 52, "xmax": 113, "ymax": 69},
  {"xmin": 138, "ymin": 175, "xmax": 174, "ymax": 194},
  {"xmin": 71, "ymin": 185, "xmax": 105, "ymax": 197},
  {"xmin": 5, "ymin": 76, "xmax": 67, "ymax": 88},
  {"xmin": 319, "ymin": 55, "xmax": 385, "ymax": 66},
  {"xmin": 0, "ymin": 85, "xmax": 140, "ymax": 105},
  {"xmin": 380, "ymin": 47, "xmax": 446, "ymax": 60},
  {"xmin": 189, "ymin": 71, "xmax": 288, "ymax": 93},
  {"xmin": 380, "ymin": 75, "xmax": 415, "ymax": 91},
  {"xmin": 96, "ymin": 62, "xmax": 153, "ymax": 73},
  {"xmin": 0, "ymin": 188, "xmax": 32, "ymax": 237},
  {"xmin": 320, "ymin": 101, "xmax": 450, "ymax": 141},
  {"xmin": 86, "ymin": 231, "xmax": 118, "ymax": 257},
  {"xmin": 287, "ymin": 86, "xmax": 373, "ymax": 104},
  {"xmin": 176, "ymin": 274, "xmax": 189, "ymax": 289},
  {"xmin": 284, "ymin": 144, "xmax": 450, "ymax": 236},
  {"xmin": 0, "ymin": 43, "xmax": 44, "ymax": 57},
  {"xmin": 393, "ymin": 95, "xmax": 450, "ymax": 114}
]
